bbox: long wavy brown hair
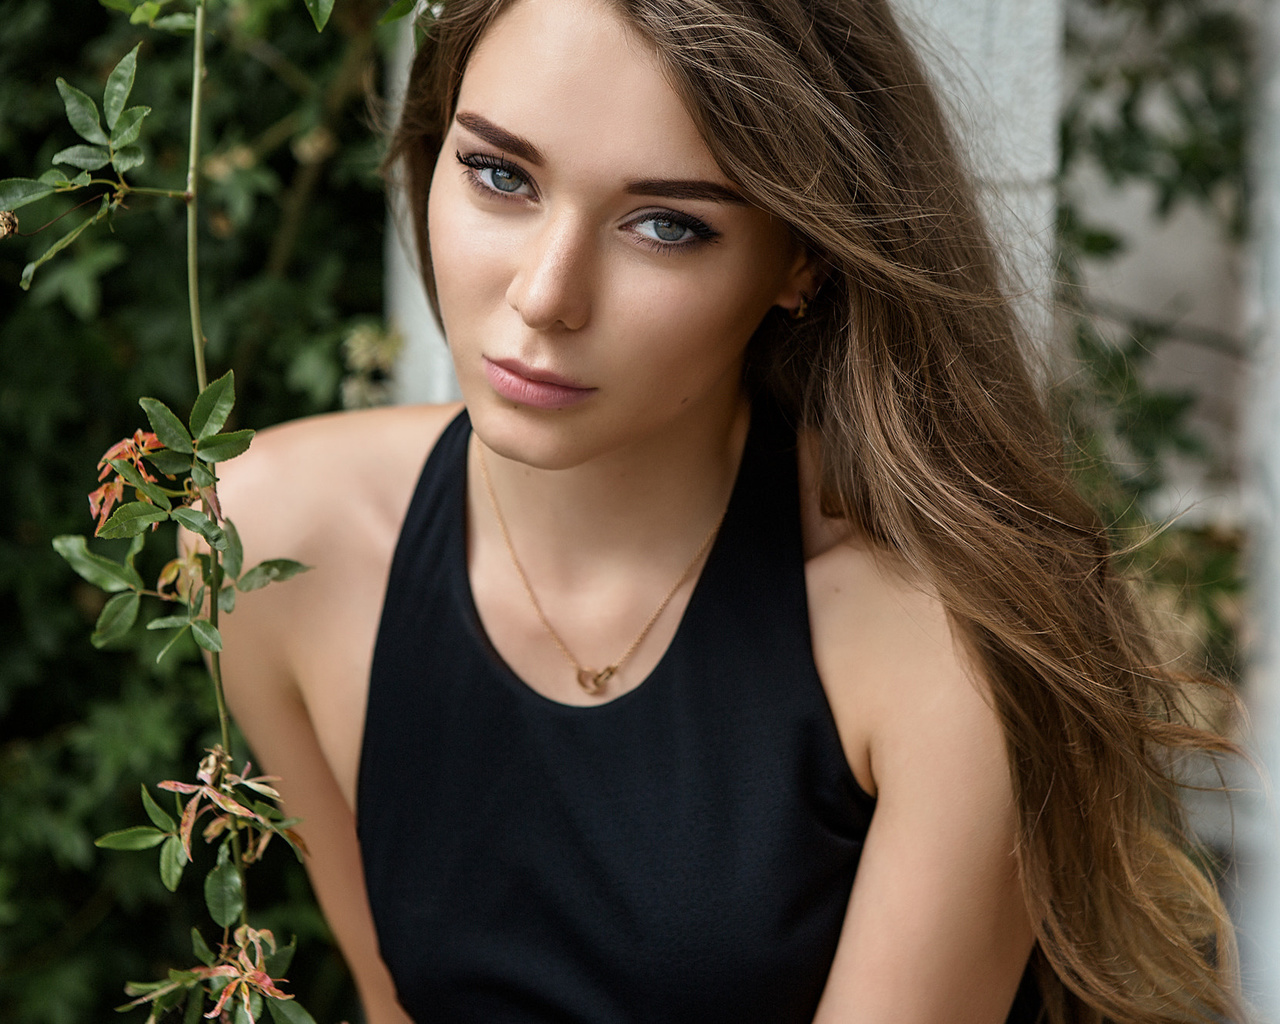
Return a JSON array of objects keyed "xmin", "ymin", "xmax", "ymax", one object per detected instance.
[{"xmin": 385, "ymin": 1, "xmax": 1247, "ymax": 1020}]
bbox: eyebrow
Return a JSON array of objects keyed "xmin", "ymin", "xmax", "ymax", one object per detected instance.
[
  {"xmin": 454, "ymin": 111, "xmax": 747, "ymax": 206},
  {"xmin": 455, "ymin": 111, "xmax": 546, "ymax": 165}
]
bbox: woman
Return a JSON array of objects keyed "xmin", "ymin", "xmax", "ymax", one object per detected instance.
[{"xmin": 215, "ymin": 0, "xmax": 1244, "ymax": 1021}]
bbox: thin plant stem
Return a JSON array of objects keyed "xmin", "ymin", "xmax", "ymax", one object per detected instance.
[{"xmin": 187, "ymin": 0, "xmax": 208, "ymax": 395}]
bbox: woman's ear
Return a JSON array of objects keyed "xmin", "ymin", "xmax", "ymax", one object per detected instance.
[{"xmin": 776, "ymin": 242, "xmax": 825, "ymax": 318}]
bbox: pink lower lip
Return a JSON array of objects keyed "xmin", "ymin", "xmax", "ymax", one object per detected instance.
[{"xmin": 483, "ymin": 358, "xmax": 596, "ymax": 410}]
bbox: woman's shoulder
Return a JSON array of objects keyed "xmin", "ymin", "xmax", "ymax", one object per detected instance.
[{"xmin": 216, "ymin": 402, "xmax": 463, "ymax": 563}]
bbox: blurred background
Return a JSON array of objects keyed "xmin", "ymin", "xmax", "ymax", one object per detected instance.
[{"xmin": 0, "ymin": 0, "xmax": 1273, "ymax": 1020}]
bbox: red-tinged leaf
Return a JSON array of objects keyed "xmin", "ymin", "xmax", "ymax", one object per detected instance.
[
  {"xmin": 203, "ymin": 814, "xmax": 231, "ymax": 842},
  {"xmin": 206, "ymin": 788, "xmax": 263, "ymax": 823},
  {"xmin": 96, "ymin": 825, "xmax": 167, "ymax": 850},
  {"xmin": 179, "ymin": 791, "xmax": 202, "ymax": 862},
  {"xmin": 237, "ymin": 779, "xmax": 282, "ymax": 801},
  {"xmin": 158, "ymin": 779, "xmax": 202, "ymax": 794}
]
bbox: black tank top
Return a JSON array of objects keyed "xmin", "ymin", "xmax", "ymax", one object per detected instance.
[{"xmin": 359, "ymin": 405, "xmax": 1042, "ymax": 1023}]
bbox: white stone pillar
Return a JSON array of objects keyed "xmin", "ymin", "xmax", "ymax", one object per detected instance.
[
  {"xmin": 1241, "ymin": 0, "xmax": 1280, "ymax": 1012},
  {"xmin": 386, "ymin": 20, "xmax": 461, "ymax": 405},
  {"xmin": 894, "ymin": 0, "xmax": 1066, "ymax": 341}
]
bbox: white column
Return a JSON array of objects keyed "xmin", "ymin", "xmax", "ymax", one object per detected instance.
[
  {"xmin": 1241, "ymin": 0, "xmax": 1280, "ymax": 1012},
  {"xmin": 895, "ymin": 0, "xmax": 1065, "ymax": 340},
  {"xmin": 386, "ymin": 20, "xmax": 461, "ymax": 405}
]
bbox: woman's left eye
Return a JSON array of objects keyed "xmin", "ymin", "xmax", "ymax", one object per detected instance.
[
  {"xmin": 457, "ymin": 152, "xmax": 534, "ymax": 197},
  {"xmin": 629, "ymin": 212, "xmax": 718, "ymax": 249}
]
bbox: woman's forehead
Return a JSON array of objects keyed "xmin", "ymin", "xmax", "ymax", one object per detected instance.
[{"xmin": 455, "ymin": 0, "xmax": 725, "ymax": 185}]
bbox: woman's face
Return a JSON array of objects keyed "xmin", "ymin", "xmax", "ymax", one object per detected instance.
[{"xmin": 428, "ymin": 0, "xmax": 811, "ymax": 469}]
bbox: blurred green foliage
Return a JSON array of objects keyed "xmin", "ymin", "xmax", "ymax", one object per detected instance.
[
  {"xmin": 0, "ymin": 1, "xmax": 394, "ymax": 1019},
  {"xmin": 1057, "ymin": 0, "xmax": 1250, "ymax": 684}
]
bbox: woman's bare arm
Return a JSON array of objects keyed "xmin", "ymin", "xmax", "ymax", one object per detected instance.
[{"xmin": 808, "ymin": 542, "xmax": 1034, "ymax": 1023}]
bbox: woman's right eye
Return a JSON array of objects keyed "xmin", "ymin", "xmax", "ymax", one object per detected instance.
[{"xmin": 457, "ymin": 152, "xmax": 534, "ymax": 198}]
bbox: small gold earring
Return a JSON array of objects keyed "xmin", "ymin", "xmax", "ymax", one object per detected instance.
[{"xmin": 791, "ymin": 295, "xmax": 809, "ymax": 320}]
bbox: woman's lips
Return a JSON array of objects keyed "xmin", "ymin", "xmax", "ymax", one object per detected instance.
[{"xmin": 483, "ymin": 357, "xmax": 596, "ymax": 410}]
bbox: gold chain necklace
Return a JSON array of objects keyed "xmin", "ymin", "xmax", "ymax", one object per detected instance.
[{"xmin": 476, "ymin": 444, "xmax": 725, "ymax": 696}]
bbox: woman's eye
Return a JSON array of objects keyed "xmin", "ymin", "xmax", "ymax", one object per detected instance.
[
  {"xmin": 480, "ymin": 165, "xmax": 528, "ymax": 194},
  {"xmin": 637, "ymin": 217, "xmax": 694, "ymax": 244},
  {"xmin": 457, "ymin": 152, "xmax": 533, "ymax": 198},
  {"xmin": 629, "ymin": 212, "xmax": 717, "ymax": 250}
]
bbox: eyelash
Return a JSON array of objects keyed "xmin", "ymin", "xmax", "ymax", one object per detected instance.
[{"xmin": 454, "ymin": 150, "xmax": 720, "ymax": 253}]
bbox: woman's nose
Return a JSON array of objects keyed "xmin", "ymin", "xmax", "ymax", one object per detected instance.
[{"xmin": 505, "ymin": 212, "xmax": 593, "ymax": 332}]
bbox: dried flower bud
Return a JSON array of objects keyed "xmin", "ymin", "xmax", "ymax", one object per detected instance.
[{"xmin": 0, "ymin": 211, "xmax": 17, "ymax": 240}]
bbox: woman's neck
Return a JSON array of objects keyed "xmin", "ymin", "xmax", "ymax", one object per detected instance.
[{"xmin": 467, "ymin": 392, "xmax": 750, "ymax": 591}]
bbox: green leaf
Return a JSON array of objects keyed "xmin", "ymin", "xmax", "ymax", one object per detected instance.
[
  {"xmin": 192, "ymin": 620, "xmax": 223, "ymax": 652},
  {"xmin": 99, "ymin": 0, "xmax": 138, "ymax": 12},
  {"xmin": 237, "ymin": 559, "xmax": 311, "ymax": 592},
  {"xmin": 171, "ymin": 507, "xmax": 227, "ymax": 550},
  {"xmin": 154, "ymin": 12, "xmax": 196, "ymax": 32},
  {"xmin": 264, "ymin": 937, "xmax": 297, "ymax": 978},
  {"xmin": 96, "ymin": 826, "xmax": 166, "ymax": 850},
  {"xmin": 52, "ymin": 535, "xmax": 144, "ymax": 592},
  {"xmin": 130, "ymin": 0, "xmax": 162, "ymax": 23},
  {"xmin": 191, "ymin": 461, "xmax": 215, "ymax": 488},
  {"xmin": 0, "ymin": 178, "xmax": 57, "ymax": 211},
  {"xmin": 109, "ymin": 459, "xmax": 173, "ymax": 511},
  {"xmin": 218, "ymin": 586, "xmax": 237, "ymax": 613},
  {"xmin": 56, "ymin": 78, "xmax": 109, "ymax": 145},
  {"xmin": 111, "ymin": 145, "xmax": 145, "ymax": 176},
  {"xmin": 303, "ymin": 0, "xmax": 336, "ymax": 31},
  {"xmin": 97, "ymin": 501, "xmax": 169, "ymax": 539},
  {"xmin": 204, "ymin": 858, "xmax": 244, "ymax": 927},
  {"xmin": 20, "ymin": 195, "xmax": 111, "ymax": 290},
  {"xmin": 139, "ymin": 397, "xmax": 194, "ymax": 453},
  {"xmin": 52, "ymin": 144, "xmax": 111, "ymax": 171},
  {"xmin": 111, "ymin": 105, "xmax": 150, "ymax": 148},
  {"xmin": 223, "ymin": 519, "xmax": 244, "ymax": 579},
  {"xmin": 190, "ymin": 371, "xmax": 236, "ymax": 439},
  {"xmin": 147, "ymin": 614, "xmax": 190, "ymax": 630},
  {"xmin": 146, "ymin": 448, "xmax": 192, "ymax": 475},
  {"xmin": 105, "ymin": 44, "xmax": 141, "ymax": 130},
  {"xmin": 184, "ymin": 990, "xmax": 204, "ymax": 1024},
  {"xmin": 92, "ymin": 591, "xmax": 140, "ymax": 647},
  {"xmin": 192, "ymin": 928, "xmax": 215, "ymax": 967},
  {"xmin": 155, "ymin": 624, "xmax": 192, "ymax": 664},
  {"xmin": 161, "ymin": 835, "xmax": 187, "ymax": 891},
  {"xmin": 379, "ymin": 0, "xmax": 417, "ymax": 25},
  {"xmin": 142, "ymin": 785, "xmax": 176, "ymax": 831},
  {"xmin": 267, "ymin": 997, "xmax": 318, "ymax": 1024},
  {"xmin": 195, "ymin": 429, "xmax": 255, "ymax": 464}
]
